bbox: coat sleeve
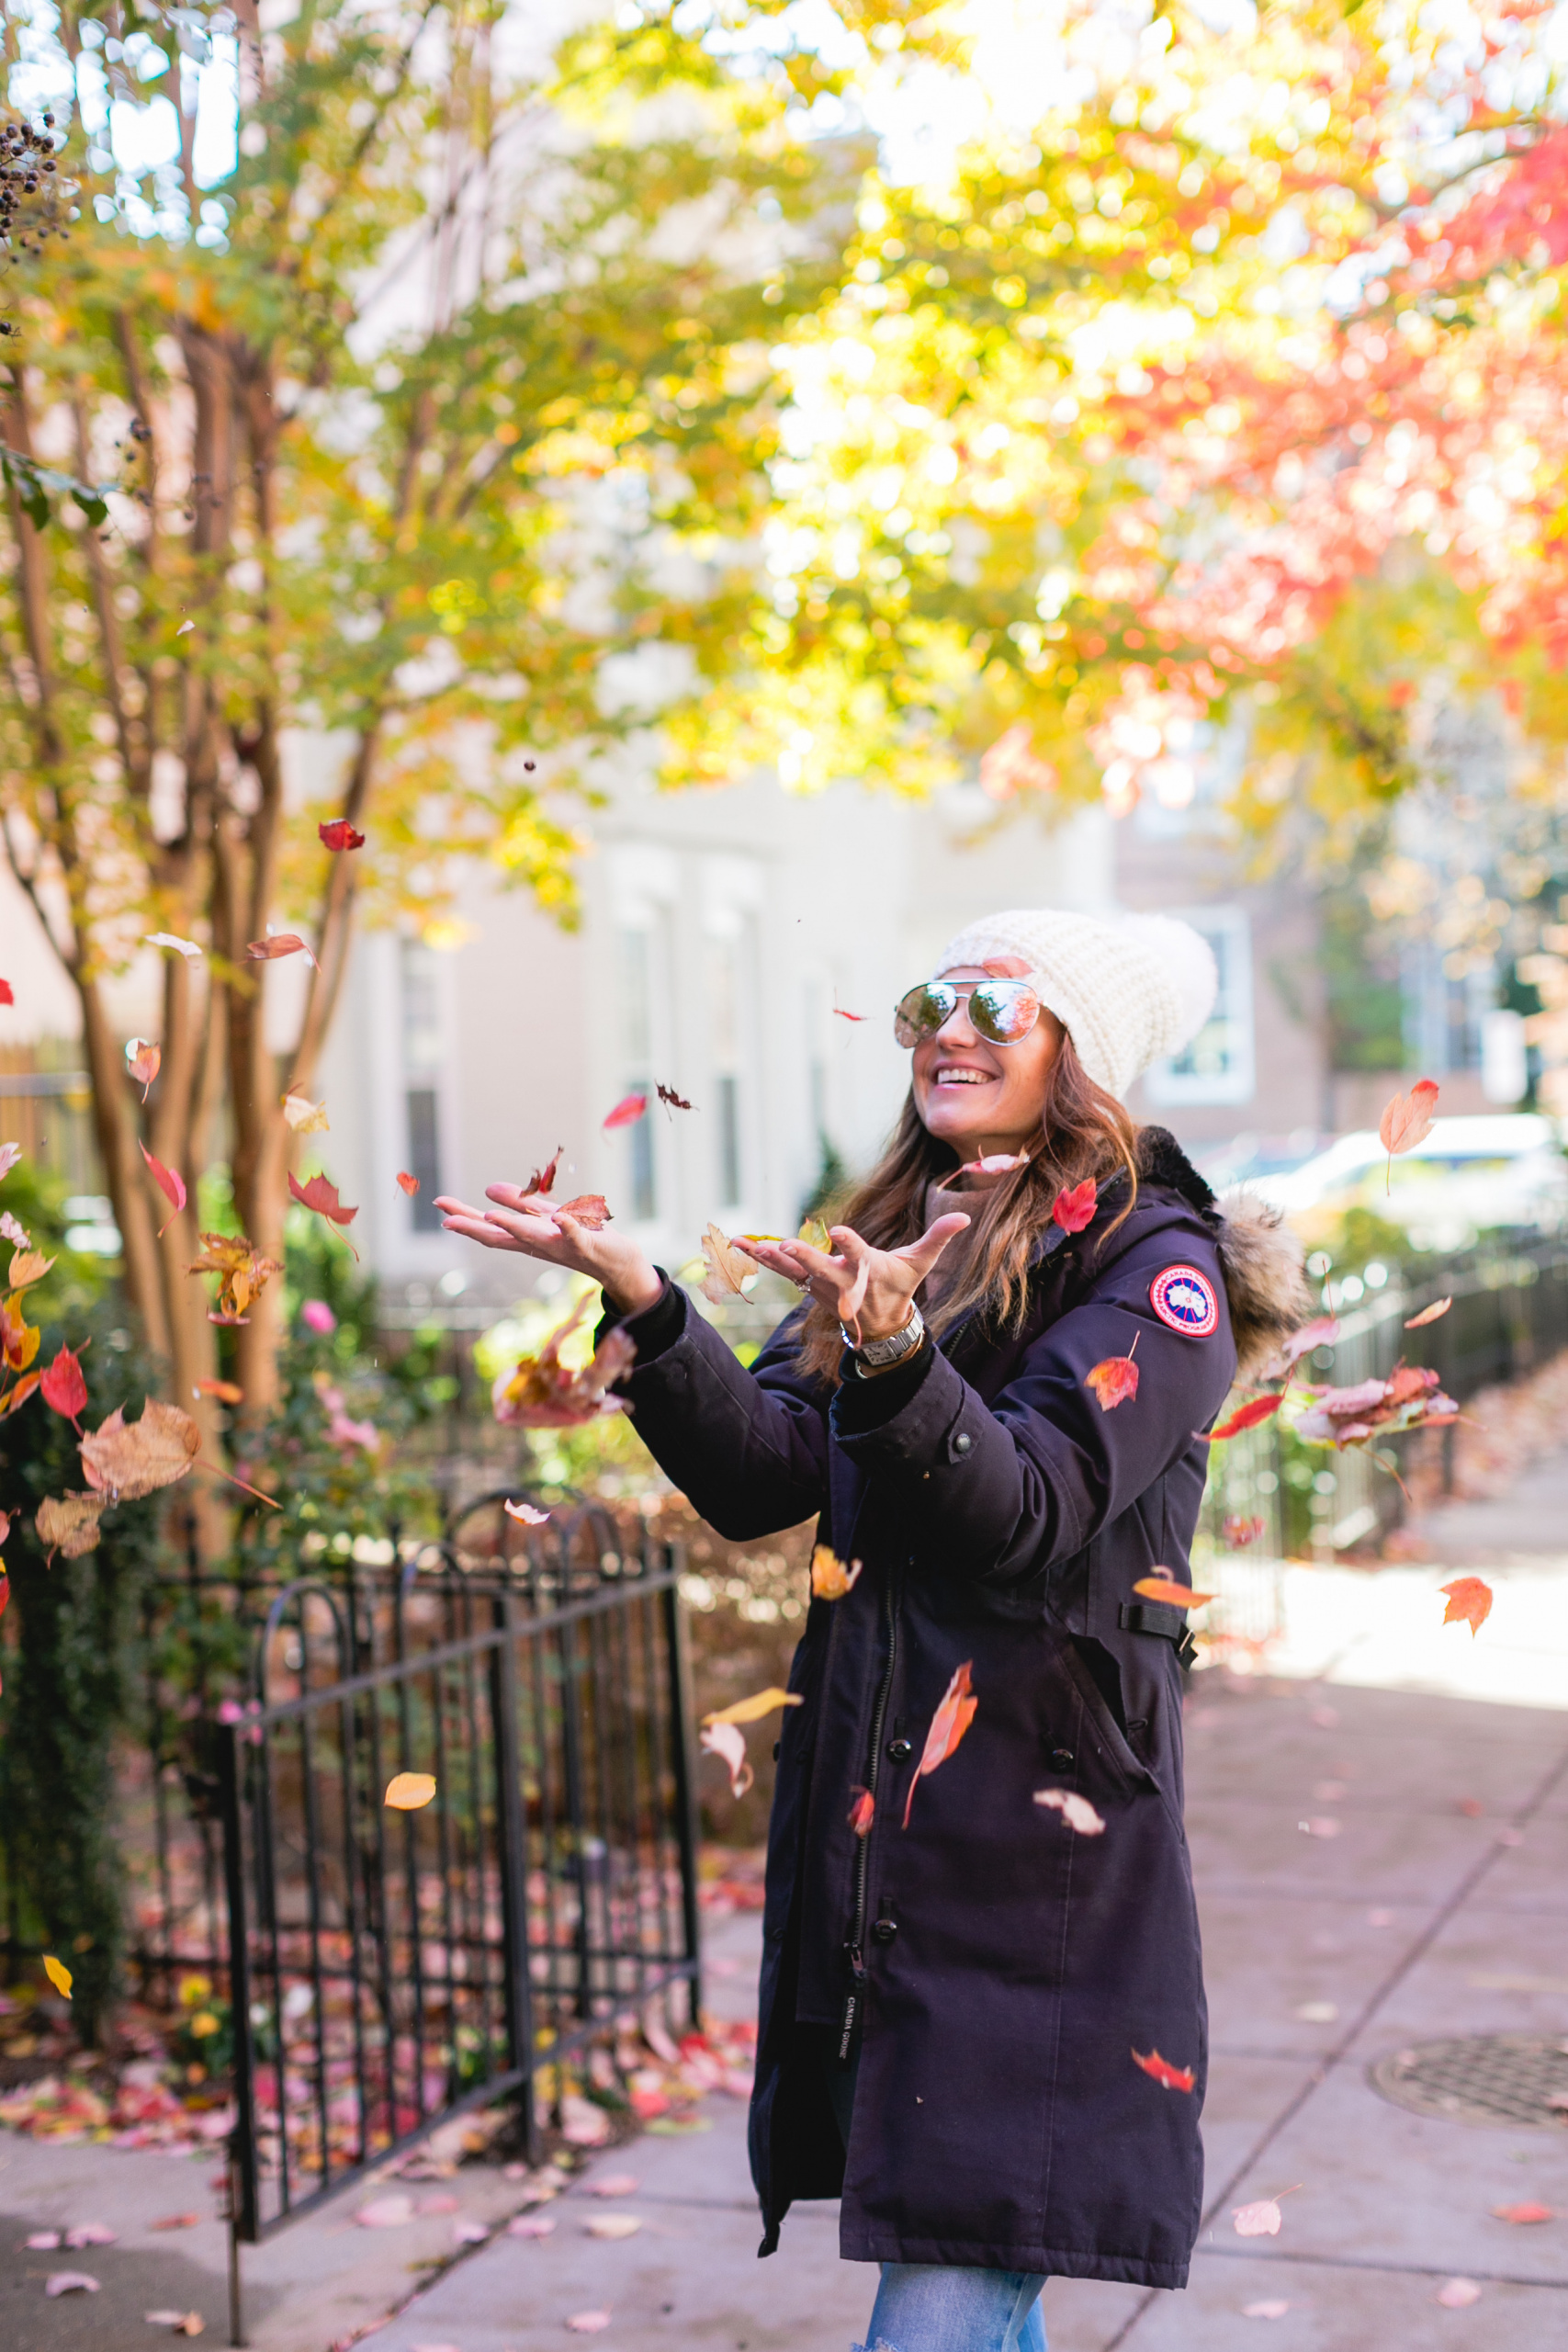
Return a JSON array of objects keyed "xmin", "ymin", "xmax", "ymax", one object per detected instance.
[
  {"xmin": 602, "ymin": 1278, "xmax": 831, "ymax": 1541},
  {"xmin": 830, "ymin": 1219, "xmax": 1236, "ymax": 1587}
]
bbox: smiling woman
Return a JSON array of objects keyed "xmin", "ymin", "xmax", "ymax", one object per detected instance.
[{"xmin": 438, "ymin": 903, "xmax": 1313, "ymax": 2352}]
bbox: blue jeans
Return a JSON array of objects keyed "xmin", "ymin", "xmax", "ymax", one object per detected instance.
[{"xmin": 855, "ymin": 2263, "xmax": 1047, "ymax": 2352}]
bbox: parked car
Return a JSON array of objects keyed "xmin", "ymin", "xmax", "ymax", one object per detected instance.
[{"xmin": 1247, "ymin": 1114, "xmax": 1568, "ymax": 1253}]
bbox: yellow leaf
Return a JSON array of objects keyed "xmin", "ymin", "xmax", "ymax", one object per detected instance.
[
  {"xmin": 703, "ymin": 1688, "xmax": 804, "ymax": 1727},
  {"xmin": 385, "ymin": 1771, "xmax": 437, "ymax": 1810},
  {"xmin": 810, "ymin": 1544, "xmax": 863, "ymax": 1601},
  {"xmin": 43, "ymin": 1953, "xmax": 73, "ymax": 1999},
  {"xmin": 7, "ymin": 1249, "xmax": 55, "ymax": 1291}
]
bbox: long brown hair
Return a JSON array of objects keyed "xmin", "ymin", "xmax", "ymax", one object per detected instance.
[{"xmin": 795, "ymin": 1032, "xmax": 1140, "ymax": 1385}]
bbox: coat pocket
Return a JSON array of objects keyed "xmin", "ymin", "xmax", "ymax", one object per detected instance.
[{"xmin": 1056, "ymin": 1634, "xmax": 1155, "ymax": 1797}]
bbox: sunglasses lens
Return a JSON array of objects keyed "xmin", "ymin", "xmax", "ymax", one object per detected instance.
[
  {"xmin": 970, "ymin": 984, "xmax": 1040, "ymax": 1044},
  {"xmin": 894, "ymin": 985, "xmax": 954, "ymax": 1047}
]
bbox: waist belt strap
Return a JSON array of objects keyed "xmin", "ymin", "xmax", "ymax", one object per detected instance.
[{"xmin": 1119, "ymin": 1598, "xmax": 1199, "ymax": 1670}]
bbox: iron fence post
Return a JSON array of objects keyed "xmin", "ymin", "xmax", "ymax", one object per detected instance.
[
  {"xmin": 217, "ymin": 1721, "xmax": 257, "ymax": 2342},
  {"xmin": 660, "ymin": 1555, "xmax": 703, "ymax": 2028},
  {"xmin": 491, "ymin": 1584, "xmax": 539, "ymax": 2161}
]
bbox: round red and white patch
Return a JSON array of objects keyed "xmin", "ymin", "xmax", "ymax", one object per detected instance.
[{"xmin": 1149, "ymin": 1264, "xmax": 1219, "ymax": 1339}]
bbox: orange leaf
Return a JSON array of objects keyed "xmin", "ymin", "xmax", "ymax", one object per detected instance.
[
  {"xmin": 603, "ymin": 1091, "xmax": 648, "ymax": 1130},
  {"xmin": 318, "ymin": 818, "xmax": 365, "ymax": 851},
  {"xmin": 1203, "ymin": 1394, "xmax": 1282, "ymax": 1442},
  {"xmin": 848, "ymin": 1787, "xmax": 874, "ymax": 1837},
  {"xmin": 125, "ymin": 1038, "xmax": 161, "ymax": 1100},
  {"xmin": 139, "ymin": 1141, "xmax": 186, "ymax": 1234},
  {"xmin": 80, "ymin": 1399, "xmax": 200, "ymax": 1501},
  {"xmin": 1052, "ymin": 1178, "xmax": 1099, "ymax": 1233},
  {"xmin": 1439, "ymin": 1576, "xmax": 1493, "ymax": 1635},
  {"xmin": 810, "ymin": 1544, "xmax": 863, "ymax": 1601},
  {"xmin": 1085, "ymin": 1352, "xmax": 1139, "ymax": 1411},
  {"xmin": 1379, "ymin": 1078, "xmax": 1439, "ymax": 1189},
  {"xmin": 194, "ymin": 1378, "xmax": 243, "ymax": 1405},
  {"xmin": 1223, "ymin": 1514, "xmax": 1266, "ymax": 1548},
  {"xmin": 1404, "ymin": 1296, "xmax": 1451, "ymax": 1329},
  {"xmin": 1132, "ymin": 2047, "xmax": 1195, "ymax": 2093},
  {"xmin": 384, "ymin": 1772, "xmax": 436, "ymax": 1810},
  {"xmin": 1133, "ymin": 1573, "xmax": 1215, "ymax": 1609},
  {"xmin": 396, "ymin": 1171, "xmax": 420, "ymax": 1196},
  {"xmin": 0, "ymin": 1371, "xmax": 42, "ymax": 1419},
  {"xmin": 903, "ymin": 1659, "xmax": 977, "ymax": 1828},
  {"xmin": 246, "ymin": 933, "xmax": 319, "ymax": 969}
]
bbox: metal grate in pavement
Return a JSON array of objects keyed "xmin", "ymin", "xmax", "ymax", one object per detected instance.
[{"xmin": 1371, "ymin": 2034, "xmax": 1568, "ymax": 2129}]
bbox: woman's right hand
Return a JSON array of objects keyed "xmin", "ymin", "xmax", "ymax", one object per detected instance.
[{"xmin": 435, "ymin": 1185, "xmax": 664, "ymax": 1317}]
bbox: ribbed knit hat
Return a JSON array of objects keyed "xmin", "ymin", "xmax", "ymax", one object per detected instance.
[{"xmin": 931, "ymin": 908, "xmax": 1217, "ymax": 1099}]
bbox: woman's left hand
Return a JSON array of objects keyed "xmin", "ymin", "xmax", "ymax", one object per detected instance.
[{"xmin": 743, "ymin": 1215, "xmax": 972, "ymax": 1344}]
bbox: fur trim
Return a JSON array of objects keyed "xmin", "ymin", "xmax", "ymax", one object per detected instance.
[{"xmin": 1213, "ymin": 1189, "xmax": 1314, "ymax": 1383}]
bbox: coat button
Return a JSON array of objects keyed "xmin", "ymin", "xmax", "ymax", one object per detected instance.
[
  {"xmin": 872, "ymin": 1917, "xmax": 897, "ymax": 1944},
  {"xmin": 953, "ymin": 1431, "xmax": 973, "ymax": 1454},
  {"xmin": 886, "ymin": 1737, "xmax": 913, "ymax": 1763},
  {"xmin": 1051, "ymin": 1747, "xmax": 1074, "ymax": 1767}
]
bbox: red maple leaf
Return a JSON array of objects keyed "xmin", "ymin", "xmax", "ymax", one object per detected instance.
[
  {"xmin": 39, "ymin": 1343, "xmax": 89, "ymax": 1430},
  {"xmin": 1203, "ymin": 1394, "xmax": 1283, "ymax": 1442},
  {"xmin": 395, "ymin": 1171, "xmax": 419, "ymax": 1196},
  {"xmin": 1052, "ymin": 1178, "xmax": 1098, "ymax": 1233},
  {"xmin": 1085, "ymin": 1343, "xmax": 1139, "ymax": 1411},
  {"xmin": 318, "ymin": 818, "xmax": 366, "ymax": 852},
  {"xmin": 1439, "ymin": 1576, "xmax": 1493, "ymax": 1636},
  {"xmin": 288, "ymin": 1170, "xmax": 360, "ymax": 1258},
  {"xmin": 1132, "ymin": 2047, "xmax": 1196, "ymax": 2093}
]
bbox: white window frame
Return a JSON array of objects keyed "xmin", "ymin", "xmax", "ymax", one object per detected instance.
[{"xmin": 1143, "ymin": 905, "xmax": 1256, "ymax": 1108}]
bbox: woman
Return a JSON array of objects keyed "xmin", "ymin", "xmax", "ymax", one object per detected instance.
[{"xmin": 439, "ymin": 906, "xmax": 1308, "ymax": 2352}]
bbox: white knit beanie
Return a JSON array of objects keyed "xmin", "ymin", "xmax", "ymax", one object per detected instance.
[{"xmin": 931, "ymin": 908, "xmax": 1217, "ymax": 1099}]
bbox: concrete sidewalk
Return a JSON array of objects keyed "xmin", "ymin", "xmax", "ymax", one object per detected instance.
[{"xmin": 6, "ymin": 1470, "xmax": 1568, "ymax": 2352}]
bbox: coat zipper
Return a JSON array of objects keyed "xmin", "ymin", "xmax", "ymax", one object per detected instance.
[{"xmin": 840, "ymin": 1572, "xmax": 899, "ymax": 2063}]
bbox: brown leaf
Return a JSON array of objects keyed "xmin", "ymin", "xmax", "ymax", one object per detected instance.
[
  {"xmin": 1404, "ymin": 1296, "xmax": 1452, "ymax": 1329},
  {"xmin": 80, "ymin": 1399, "xmax": 200, "ymax": 1502},
  {"xmin": 903, "ymin": 1660, "xmax": 977, "ymax": 1828},
  {"xmin": 700, "ymin": 1224, "xmax": 760, "ymax": 1304},
  {"xmin": 1439, "ymin": 1576, "xmax": 1493, "ymax": 1635},
  {"xmin": 246, "ymin": 933, "xmax": 319, "ymax": 968},
  {"xmin": 553, "ymin": 1194, "xmax": 612, "ymax": 1229},
  {"xmin": 36, "ymin": 1492, "xmax": 106, "ymax": 1560},
  {"xmin": 656, "ymin": 1082, "xmax": 694, "ymax": 1111},
  {"xmin": 187, "ymin": 1232, "xmax": 282, "ymax": 1325}
]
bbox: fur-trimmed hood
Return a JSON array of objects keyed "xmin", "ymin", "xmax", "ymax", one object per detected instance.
[{"xmin": 1135, "ymin": 1126, "xmax": 1313, "ymax": 1382}]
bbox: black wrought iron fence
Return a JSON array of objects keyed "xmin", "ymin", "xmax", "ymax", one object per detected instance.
[{"xmin": 218, "ymin": 1513, "xmax": 700, "ymax": 2279}]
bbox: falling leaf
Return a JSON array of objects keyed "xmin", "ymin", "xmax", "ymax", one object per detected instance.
[
  {"xmin": 1052, "ymin": 1177, "xmax": 1099, "ymax": 1232},
  {"xmin": 81, "ymin": 1399, "xmax": 201, "ymax": 1501},
  {"xmin": 904, "ymin": 1659, "xmax": 977, "ymax": 1828},
  {"xmin": 1, "ymin": 1296, "xmax": 40, "ymax": 1374},
  {"xmin": 705, "ymin": 1688, "xmax": 804, "ymax": 1728},
  {"xmin": 1493, "ymin": 2202, "xmax": 1553, "ymax": 2224},
  {"xmin": 810, "ymin": 1544, "xmax": 863, "ymax": 1600},
  {"xmin": 848, "ymin": 1786, "xmax": 874, "ymax": 1836},
  {"xmin": 565, "ymin": 2314, "xmax": 612, "ymax": 2335},
  {"xmin": 525, "ymin": 1147, "xmax": 562, "ymax": 1197},
  {"xmin": 553, "ymin": 1194, "xmax": 612, "ymax": 1229},
  {"xmin": 940, "ymin": 1150, "xmax": 1030, "ymax": 1183},
  {"xmin": 1085, "ymin": 1351, "xmax": 1139, "ymax": 1411},
  {"xmin": 188, "ymin": 1232, "xmax": 283, "ymax": 1325},
  {"xmin": 396, "ymin": 1170, "xmax": 419, "ymax": 1195},
  {"xmin": 145, "ymin": 932, "xmax": 202, "ymax": 960},
  {"xmin": 1440, "ymin": 1576, "xmax": 1493, "ymax": 1635},
  {"xmin": 1405, "ymin": 1296, "xmax": 1452, "ymax": 1329},
  {"xmin": 656, "ymin": 1082, "xmax": 693, "ymax": 1110},
  {"xmin": 1435, "ymin": 2278, "xmax": 1482, "ymax": 2309},
  {"xmin": 7, "ymin": 1246, "xmax": 54, "ymax": 1290},
  {"xmin": 1241, "ymin": 2301, "xmax": 1292, "ymax": 2320},
  {"xmin": 139, "ymin": 1141, "xmax": 186, "ymax": 1233},
  {"xmin": 1133, "ymin": 1574, "xmax": 1215, "ymax": 1610},
  {"xmin": 585, "ymin": 2213, "xmax": 642, "ymax": 2240},
  {"xmin": 0, "ymin": 1209, "xmax": 28, "ymax": 1246},
  {"xmin": 288, "ymin": 1171, "xmax": 359, "ymax": 1257},
  {"xmin": 700, "ymin": 1719, "xmax": 752, "ymax": 1798},
  {"xmin": 1202, "ymin": 1394, "xmax": 1284, "ymax": 1442},
  {"xmin": 318, "ymin": 817, "xmax": 365, "ymax": 851},
  {"xmin": 504, "ymin": 1498, "xmax": 550, "ymax": 1525},
  {"xmin": 36, "ymin": 1492, "xmax": 106, "ymax": 1560},
  {"xmin": 144, "ymin": 2316, "xmax": 206, "ymax": 2337},
  {"xmin": 1223, "ymin": 1515, "xmax": 1267, "ymax": 1547},
  {"xmin": 492, "ymin": 1304, "xmax": 636, "ymax": 1428},
  {"xmin": 65, "ymin": 2223, "xmax": 118, "ymax": 2247},
  {"xmin": 700, "ymin": 1223, "xmax": 761, "ymax": 1303},
  {"xmin": 28, "ymin": 2232, "xmax": 60, "ymax": 2249},
  {"xmin": 1034, "ymin": 1788, "xmax": 1106, "ymax": 1835},
  {"xmin": 39, "ymin": 1344, "xmax": 88, "ymax": 1427},
  {"xmin": 245, "ymin": 933, "xmax": 319, "ymax": 968},
  {"xmin": 1271, "ymin": 1315, "xmax": 1340, "ymax": 1373},
  {"xmin": 0, "ymin": 978, "xmax": 11, "ymax": 1004},
  {"xmin": 45, "ymin": 2272, "xmax": 100, "ymax": 2295},
  {"xmin": 1132, "ymin": 2047, "xmax": 1195, "ymax": 2093},
  {"xmin": 1379, "ymin": 1077, "xmax": 1439, "ymax": 1189},
  {"xmin": 0, "ymin": 1140, "xmax": 21, "ymax": 1179},
  {"xmin": 1233, "ymin": 2198, "xmax": 1285, "ymax": 2237},
  {"xmin": 831, "ymin": 1001, "xmax": 866, "ymax": 1021},
  {"xmin": 148, "ymin": 2215, "xmax": 201, "ymax": 2232},
  {"xmin": 43, "ymin": 1952, "xmax": 73, "ymax": 1998},
  {"xmin": 385, "ymin": 1772, "xmax": 437, "ymax": 1810},
  {"xmin": 603, "ymin": 1092, "xmax": 648, "ymax": 1129},
  {"xmin": 126, "ymin": 1038, "xmax": 161, "ymax": 1099},
  {"xmin": 281, "ymin": 1091, "xmax": 330, "ymax": 1134},
  {"xmin": 194, "ymin": 1378, "xmax": 243, "ymax": 1405}
]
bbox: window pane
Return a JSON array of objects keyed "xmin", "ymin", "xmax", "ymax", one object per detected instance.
[{"xmin": 405, "ymin": 1088, "xmax": 442, "ymax": 1230}]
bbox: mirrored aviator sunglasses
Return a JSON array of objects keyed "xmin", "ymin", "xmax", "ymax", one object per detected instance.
[{"xmin": 893, "ymin": 978, "xmax": 1042, "ymax": 1049}]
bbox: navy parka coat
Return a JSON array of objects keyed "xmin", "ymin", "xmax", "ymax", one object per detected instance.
[{"xmin": 603, "ymin": 1131, "xmax": 1303, "ymax": 2290}]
